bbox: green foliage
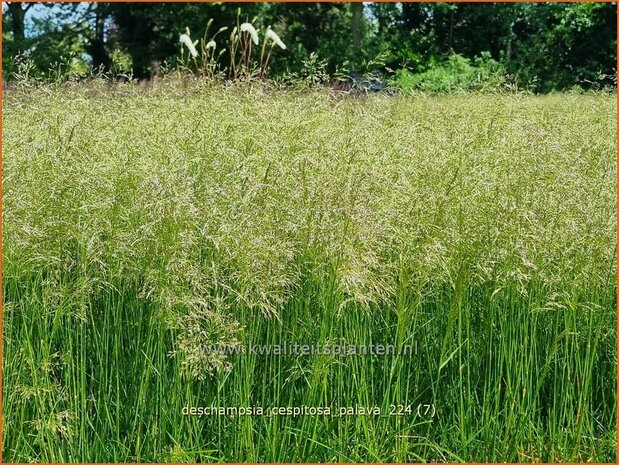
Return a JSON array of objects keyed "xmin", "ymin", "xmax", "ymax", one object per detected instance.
[
  {"xmin": 503, "ymin": 3, "xmax": 617, "ymax": 92},
  {"xmin": 279, "ymin": 52, "xmax": 332, "ymax": 87},
  {"xmin": 2, "ymin": 5, "xmax": 94, "ymax": 82},
  {"xmin": 108, "ymin": 49, "xmax": 133, "ymax": 78},
  {"xmin": 257, "ymin": 3, "xmax": 361, "ymax": 74},
  {"xmin": 2, "ymin": 13, "xmax": 16, "ymax": 79},
  {"xmin": 2, "ymin": 3, "xmax": 615, "ymax": 91},
  {"xmin": 392, "ymin": 53, "xmax": 509, "ymax": 93},
  {"xmin": 26, "ymin": 18, "xmax": 91, "ymax": 78}
]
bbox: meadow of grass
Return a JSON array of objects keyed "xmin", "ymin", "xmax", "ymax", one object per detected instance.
[{"xmin": 2, "ymin": 81, "xmax": 617, "ymax": 463}]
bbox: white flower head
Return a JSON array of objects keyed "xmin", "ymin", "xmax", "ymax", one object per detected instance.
[
  {"xmin": 206, "ymin": 40, "xmax": 216, "ymax": 51},
  {"xmin": 240, "ymin": 22, "xmax": 259, "ymax": 45},
  {"xmin": 179, "ymin": 33, "xmax": 198, "ymax": 58},
  {"xmin": 265, "ymin": 28, "xmax": 286, "ymax": 50}
]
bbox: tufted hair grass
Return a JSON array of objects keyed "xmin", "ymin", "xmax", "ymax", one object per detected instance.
[{"xmin": 2, "ymin": 80, "xmax": 616, "ymax": 462}]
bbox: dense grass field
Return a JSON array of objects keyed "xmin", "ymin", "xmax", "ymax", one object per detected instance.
[{"xmin": 2, "ymin": 82, "xmax": 617, "ymax": 463}]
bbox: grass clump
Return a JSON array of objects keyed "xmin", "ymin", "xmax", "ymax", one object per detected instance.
[{"xmin": 2, "ymin": 81, "xmax": 616, "ymax": 462}]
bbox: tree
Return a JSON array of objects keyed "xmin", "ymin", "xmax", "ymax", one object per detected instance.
[
  {"xmin": 87, "ymin": 2, "xmax": 111, "ymax": 70},
  {"xmin": 351, "ymin": 2, "xmax": 363, "ymax": 66},
  {"xmin": 5, "ymin": 2, "xmax": 34, "ymax": 54},
  {"xmin": 2, "ymin": 1, "xmax": 616, "ymax": 91},
  {"xmin": 505, "ymin": 3, "xmax": 616, "ymax": 91}
]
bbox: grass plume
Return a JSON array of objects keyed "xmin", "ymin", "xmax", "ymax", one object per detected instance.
[{"xmin": 2, "ymin": 82, "xmax": 616, "ymax": 462}]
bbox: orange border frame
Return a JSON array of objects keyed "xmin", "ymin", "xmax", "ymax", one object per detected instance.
[{"xmin": 0, "ymin": 1, "xmax": 616, "ymax": 464}]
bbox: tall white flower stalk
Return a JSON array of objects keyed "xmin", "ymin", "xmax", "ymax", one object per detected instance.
[
  {"xmin": 265, "ymin": 28, "xmax": 286, "ymax": 50},
  {"xmin": 228, "ymin": 26, "xmax": 240, "ymax": 80},
  {"xmin": 239, "ymin": 22, "xmax": 259, "ymax": 73},
  {"xmin": 178, "ymin": 12, "xmax": 287, "ymax": 82},
  {"xmin": 179, "ymin": 33, "xmax": 198, "ymax": 58},
  {"xmin": 179, "ymin": 22, "xmax": 229, "ymax": 79},
  {"xmin": 260, "ymin": 27, "xmax": 286, "ymax": 79},
  {"xmin": 240, "ymin": 22, "xmax": 259, "ymax": 46},
  {"xmin": 202, "ymin": 26, "xmax": 228, "ymax": 57},
  {"xmin": 201, "ymin": 25, "xmax": 227, "ymax": 78}
]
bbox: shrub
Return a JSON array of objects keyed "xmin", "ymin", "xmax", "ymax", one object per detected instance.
[{"xmin": 392, "ymin": 52, "xmax": 509, "ymax": 93}]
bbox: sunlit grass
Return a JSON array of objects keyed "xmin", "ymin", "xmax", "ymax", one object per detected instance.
[{"xmin": 2, "ymin": 81, "xmax": 616, "ymax": 462}]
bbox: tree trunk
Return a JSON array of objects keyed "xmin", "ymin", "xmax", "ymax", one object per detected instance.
[
  {"xmin": 89, "ymin": 3, "xmax": 110, "ymax": 70},
  {"xmin": 447, "ymin": 4, "xmax": 455, "ymax": 53},
  {"xmin": 7, "ymin": 2, "xmax": 26, "ymax": 53},
  {"xmin": 377, "ymin": 6, "xmax": 386, "ymax": 36},
  {"xmin": 351, "ymin": 2, "xmax": 363, "ymax": 66}
]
